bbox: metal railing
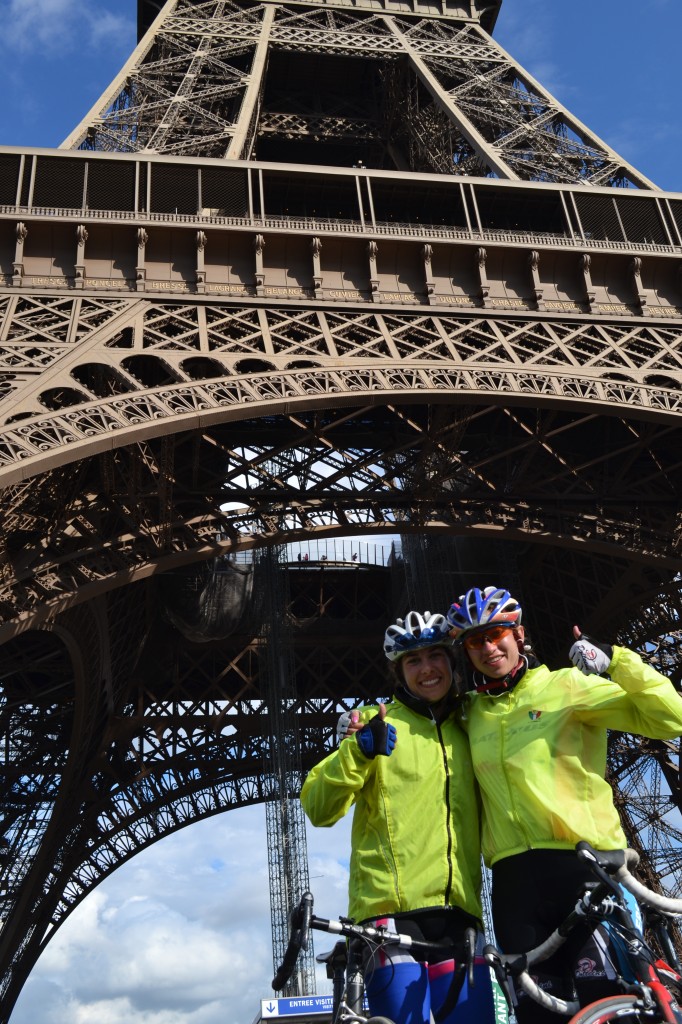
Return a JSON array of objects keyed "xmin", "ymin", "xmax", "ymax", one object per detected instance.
[
  {"xmin": 211, "ymin": 538, "xmax": 399, "ymax": 568},
  {"xmin": 1, "ymin": 205, "xmax": 679, "ymax": 254},
  {"xmin": 285, "ymin": 537, "xmax": 396, "ymax": 567}
]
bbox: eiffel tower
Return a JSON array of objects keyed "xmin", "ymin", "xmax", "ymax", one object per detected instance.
[{"xmin": 1, "ymin": 0, "xmax": 682, "ymax": 1017}]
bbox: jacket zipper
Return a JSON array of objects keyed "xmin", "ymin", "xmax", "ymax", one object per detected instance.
[{"xmin": 436, "ymin": 719, "xmax": 453, "ymax": 905}]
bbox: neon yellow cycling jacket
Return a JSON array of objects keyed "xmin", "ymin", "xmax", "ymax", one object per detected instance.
[
  {"xmin": 463, "ymin": 646, "xmax": 682, "ymax": 867},
  {"xmin": 301, "ymin": 696, "xmax": 482, "ymax": 924}
]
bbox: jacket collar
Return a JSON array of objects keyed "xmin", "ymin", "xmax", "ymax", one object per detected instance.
[
  {"xmin": 474, "ymin": 653, "xmax": 541, "ymax": 697},
  {"xmin": 394, "ymin": 682, "xmax": 459, "ymax": 721}
]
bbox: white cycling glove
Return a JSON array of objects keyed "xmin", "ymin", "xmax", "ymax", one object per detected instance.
[
  {"xmin": 569, "ymin": 632, "xmax": 613, "ymax": 676},
  {"xmin": 337, "ymin": 707, "xmax": 396, "ymax": 758},
  {"xmin": 336, "ymin": 710, "xmax": 356, "ymax": 745}
]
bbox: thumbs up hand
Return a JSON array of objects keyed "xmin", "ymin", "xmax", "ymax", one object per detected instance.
[
  {"xmin": 569, "ymin": 625, "xmax": 613, "ymax": 676},
  {"xmin": 356, "ymin": 703, "xmax": 397, "ymax": 759}
]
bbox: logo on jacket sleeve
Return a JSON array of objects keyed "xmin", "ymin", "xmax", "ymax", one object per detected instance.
[{"xmin": 528, "ymin": 710, "xmax": 542, "ymax": 721}]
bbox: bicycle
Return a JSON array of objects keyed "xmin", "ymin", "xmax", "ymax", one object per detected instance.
[
  {"xmin": 484, "ymin": 841, "xmax": 682, "ymax": 1023},
  {"xmin": 271, "ymin": 891, "xmax": 494, "ymax": 1024}
]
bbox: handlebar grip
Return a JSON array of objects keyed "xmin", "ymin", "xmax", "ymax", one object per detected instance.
[
  {"xmin": 299, "ymin": 890, "xmax": 313, "ymax": 949},
  {"xmin": 272, "ymin": 892, "xmax": 314, "ymax": 991},
  {"xmin": 465, "ymin": 927, "xmax": 476, "ymax": 986},
  {"xmin": 575, "ymin": 843, "xmax": 624, "ymax": 898},
  {"xmin": 482, "ymin": 945, "xmax": 515, "ymax": 1011},
  {"xmin": 576, "ymin": 841, "xmax": 626, "ymax": 871},
  {"xmin": 272, "ymin": 947, "xmax": 300, "ymax": 991}
]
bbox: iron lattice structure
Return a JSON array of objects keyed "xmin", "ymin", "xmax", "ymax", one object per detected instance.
[
  {"xmin": 1, "ymin": 0, "xmax": 682, "ymax": 1017},
  {"xmin": 259, "ymin": 546, "xmax": 316, "ymax": 993}
]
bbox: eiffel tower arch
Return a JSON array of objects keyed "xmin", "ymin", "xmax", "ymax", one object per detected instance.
[{"xmin": 1, "ymin": 0, "xmax": 682, "ymax": 1017}]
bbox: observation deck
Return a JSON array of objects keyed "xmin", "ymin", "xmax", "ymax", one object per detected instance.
[{"xmin": 137, "ymin": 0, "xmax": 502, "ymax": 38}]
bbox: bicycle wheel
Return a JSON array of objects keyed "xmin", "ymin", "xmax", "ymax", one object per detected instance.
[
  {"xmin": 366, "ymin": 1018, "xmax": 396, "ymax": 1024},
  {"xmin": 567, "ymin": 994, "xmax": 644, "ymax": 1023}
]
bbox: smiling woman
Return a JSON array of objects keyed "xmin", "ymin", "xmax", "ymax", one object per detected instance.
[
  {"xmin": 448, "ymin": 585, "xmax": 682, "ymax": 1023},
  {"xmin": 301, "ymin": 609, "xmax": 502, "ymax": 1024},
  {"xmin": 400, "ymin": 646, "xmax": 454, "ymax": 704}
]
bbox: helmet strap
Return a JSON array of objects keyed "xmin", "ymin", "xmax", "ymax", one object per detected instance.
[{"xmin": 474, "ymin": 655, "xmax": 529, "ymax": 696}]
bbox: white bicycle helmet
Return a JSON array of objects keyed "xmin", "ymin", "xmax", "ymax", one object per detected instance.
[
  {"xmin": 447, "ymin": 587, "xmax": 522, "ymax": 641},
  {"xmin": 384, "ymin": 610, "xmax": 452, "ymax": 662}
]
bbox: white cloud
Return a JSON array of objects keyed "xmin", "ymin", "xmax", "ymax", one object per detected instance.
[
  {"xmin": 4, "ymin": 0, "xmax": 132, "ymax": 55},
  {"xmin": 11, "ymin": 806, "xmax": 353, "ymax": 1024},
  {"xmin": 6, "ymin": 0, "xmax": 81, "ymax": 52},
  {"xmin": 87, "ymin": 10, "xmax": 132, "ymax": 49}
]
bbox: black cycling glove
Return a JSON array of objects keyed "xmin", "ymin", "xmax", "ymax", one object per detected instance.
[{"xmin": 356, "ymin": 714, "xmax": 397, "ymax": 759}]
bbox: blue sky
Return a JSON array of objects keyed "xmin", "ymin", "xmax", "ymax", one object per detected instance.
[
  {"xmin": 1, "ymin": 1, "xmax": 680, "ymax": 1021},
  {"xmin": 0, "ymin": 0, "xmax": 679, "ymax": 191},
  {"xmin": 495, "ymin": 0, "xmax": 681, "ymax": 192}
]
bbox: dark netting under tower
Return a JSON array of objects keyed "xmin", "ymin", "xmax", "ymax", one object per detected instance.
[{"xmin": 159, "ymin": 556, "xmax": 254, "ymax": 642}]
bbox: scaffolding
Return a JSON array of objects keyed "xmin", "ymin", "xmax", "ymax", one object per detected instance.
[{"xmin": 259, "ymin": 546, "xmax": 316, "ymax": 996}]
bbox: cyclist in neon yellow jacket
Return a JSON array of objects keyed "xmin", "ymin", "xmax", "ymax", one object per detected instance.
[
  {"xmin": 301, "ymin": 610, "xmax": 502, "ymax": 1024},
  {"xmin": 447, "ymin": 585, "xmax": 682, "ymax": 1024}
]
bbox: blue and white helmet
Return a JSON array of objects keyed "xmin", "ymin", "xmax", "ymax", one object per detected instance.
[
  {"xmin": 447, "ymin": 587, "xmax": 522, "ymax": 641},
  {"xmin": 384, "ymin": 610, "xmax": 452, "ymax": 662}
]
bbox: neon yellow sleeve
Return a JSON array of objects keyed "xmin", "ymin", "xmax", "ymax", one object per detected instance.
[
  {"xmin": 300, "ymin": 735, "xmax": 373, "ymax": 827},
  {"xmin": 572, "ymin": 646, "xmax": 682, "ymax": 738}
]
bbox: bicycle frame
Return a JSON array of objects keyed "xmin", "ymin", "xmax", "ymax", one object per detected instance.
[
  {"xmin": 593, "ymin": 907, "xmax": 682, "ymax": 1023},
  {"xmin": 318, "ymin": 938, "xmax": 367, "ymax": 1024},
  {"xmin": 577, "ymin": 850, "xmax": 682, "ymax": 1024},
  {"xmin": 485, "ymin": 843, "xmax": 682, "ymax": 1023}
]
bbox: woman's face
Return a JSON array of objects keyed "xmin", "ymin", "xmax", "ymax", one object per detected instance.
[
  {"xmin": 464, "ymin": 625, "xmax": 524, "ymax": 679},
  {"xmin": 400, "ymin": 646, "xmax": 453, "ymax": 704}
]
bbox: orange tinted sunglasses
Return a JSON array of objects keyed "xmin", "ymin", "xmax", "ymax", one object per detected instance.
[{"xmin": 463, "ymin": 625, "xmax": 514, "ymax": 650}]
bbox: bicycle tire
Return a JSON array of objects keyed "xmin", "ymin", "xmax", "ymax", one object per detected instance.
[
  {"xmin": 366, "ymin": 1017, "xmax": 396, "ymax": 1024},
  {"xmin": 567, "ymin": 994, "xmax": 644, "ymax": 1023}
]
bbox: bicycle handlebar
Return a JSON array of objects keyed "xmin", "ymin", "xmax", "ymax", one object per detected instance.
[
  {"xmin": 577, "ymin": 841, "xmax": 682, "ymax": 916},
  {"xmin": 272, "ymin": 891, "xmax": 314, "ymax": 991},
  {"xmin": 272, "ymin": 893, "xmax": 465, "ymax": 991},
  {"xmin": 273, "ymin": 846, "xmax": 682, "ymax": 1000}
]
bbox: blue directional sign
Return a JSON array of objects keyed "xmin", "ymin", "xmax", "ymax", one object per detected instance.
[{"xmin": 260, "ymin": 995, "xmax": 334, "ymax": 1017}]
